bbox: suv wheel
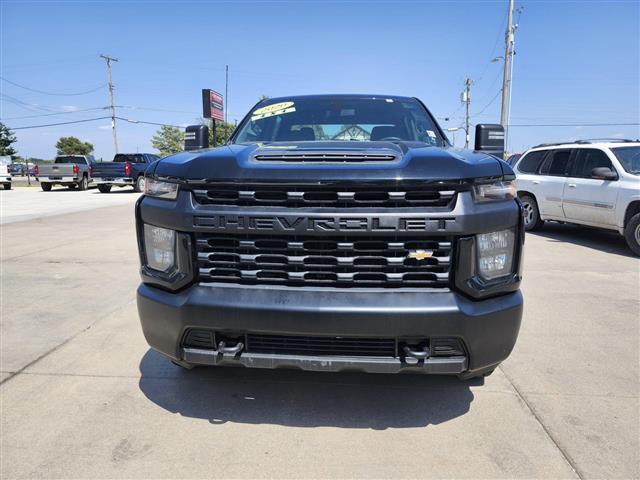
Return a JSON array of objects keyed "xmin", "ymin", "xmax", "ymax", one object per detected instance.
[
  {"xmin": 520, "ymin": 194, "xmax": 544, "ymax": 231},
  {"xmin": 3, "ymin": 183, "xmax": 11, "ymax": 190},
  {"xmin": 624, "ymin": 213, "xmax": 640, "ymax": 256},
  {"xmin": 41, "ymin": 182, "xmax": 52, "ymax": 191},
  {"xmin": 78, "ymin": 176, "xmax": 88, "ymax": 191},
  {"xmin": 98, "ymin": 184, "xmax": 112, "ymax": 193},
  {"xmin": 134, "ymin": 176, "xmax": 145, "ymax": 193}
]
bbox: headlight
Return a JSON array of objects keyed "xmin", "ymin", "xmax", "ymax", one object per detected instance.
[
  {"xmin": 472, "ymin": 180, "xmax": 516, "ymax": 203},
  {"xmin": 144, "ymin": 177, "xmax": 178, "ymax": 200},
  {"xmin": 143, "ymin": 224, "xmax": 176, "ymax": 272},
  {"xmin": 476, "ymin": 229, "xmax": 515, "ymax": 280}
]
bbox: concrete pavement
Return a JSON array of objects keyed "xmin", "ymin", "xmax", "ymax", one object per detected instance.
[
  {"xmin": 0, "ymin": 185, "xmax": 142, "ymax": 224},
  {"xmin": 0, "ymin": 192, "xmax": 638, "ymax": 478}
]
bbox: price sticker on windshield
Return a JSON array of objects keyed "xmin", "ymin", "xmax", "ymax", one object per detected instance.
[{"xmin": 251, "ymin": 101, "xmax": 296, "ymax": 121}]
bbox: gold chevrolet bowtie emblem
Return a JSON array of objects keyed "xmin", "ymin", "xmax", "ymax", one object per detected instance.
[{"xmin": 408, "ymin": 250, "xmax": 433, "ymax": 261}]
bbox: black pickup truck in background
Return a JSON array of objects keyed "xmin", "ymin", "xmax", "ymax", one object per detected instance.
[{"xmin": 92, "ymin": 153, "xmax": 160, "ymax": 193}]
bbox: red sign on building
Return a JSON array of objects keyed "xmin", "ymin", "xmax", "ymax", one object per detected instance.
[{"xmin": 202, "ymin": 89, "xmax": 224, "ymax": 121}]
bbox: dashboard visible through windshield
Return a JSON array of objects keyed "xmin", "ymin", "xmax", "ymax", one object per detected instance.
[{"xmin": 232, "ymin": 96, "xmax": 446, "ymax": 146}]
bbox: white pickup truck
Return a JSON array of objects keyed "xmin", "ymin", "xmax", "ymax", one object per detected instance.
[
  {"xmin": 514, "ymin": 140, "xmax": 640, "ymax": 255},
  {"xmin": 0, "ymin": 156, "xmax": 11, "ymax": 190},
  {"xmin": 35, "ymin": 155, "xmax": 95, "ymax": 191}
]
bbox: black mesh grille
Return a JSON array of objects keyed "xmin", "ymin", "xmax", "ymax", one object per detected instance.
[
  {"xmin": 430, "ymin": 338, "xmax": 465, "ymax": 357},
  {"xmin": 182, "ymin": 330, "xmax": 467, "ymax": 359},
  {"xmin": 191, "ymin": 183, "xmax": 457, "ymax": 209},
  {"xmin": 196, "ymin": 234, "xmax": 452, "ymax": 289},
  {"xmin": 247, "ymin": 333, "xmax": 396, "ymax": 357},
  {"xmin": 183, "ymin": 329, "xmax": 215, "ymax": 349}
]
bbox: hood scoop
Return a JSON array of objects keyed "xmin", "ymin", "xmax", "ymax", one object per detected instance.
[{"xmin": 251, "ymin": 143, "xmax": 401, "ymax": 164}]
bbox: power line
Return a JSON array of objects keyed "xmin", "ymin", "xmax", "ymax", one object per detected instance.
[
  {"xmin": 9, "ymin": 115, "xmax": 185, "ymax": 130},
  {"xmin": 11, "ymin": 116, "xmax": 112, "ymax": 130},
  {"xmin": 0, "ymin": 77, "xmax": 107, "ymax": 96},
  {"xmin": 115, "ymin": 105, "xmax": 199, "ymax": 115},
  {"xmin": 1, "ymin": 107, "xmax": 109, "ymax": 120},
  {"xmin": 509, "ymin": 122, "xmax": 640, "ymax": 127},
  {"xmin": 116, "ymin": 116, "xmax": 183, "ymax": 128},
  {"xmin": 472, "ymin": 89, "xmax": 502, "ymax": 118}
]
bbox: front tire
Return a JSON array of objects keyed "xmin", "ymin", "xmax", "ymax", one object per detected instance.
[
  {"xmin": 78, "ymin": 176, "xmax": 88, "ymax": 191},
  {"xmin": 41, "ymin": 182, "xmax": 52, "ymax": 191},
  {"xmin": 97, "ymin": 184, "xmax": 112, "ymax": 193},
  {"xmin": 520, "ymin": 194, "xmax": 544, "ymax": 231},
  {"xmin": 3, "ymin": 183, "xmax": 11, "ymax": 190},
  {"xmin": 134, "ymin": 175, "xmax": 145, "ymax": 193},
  {"xmin": 624, "ymin": 213, "xmax": 640, "ymax": 256}
]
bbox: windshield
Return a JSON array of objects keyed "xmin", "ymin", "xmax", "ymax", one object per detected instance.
[
  {"xmin": 611, "ymin": 146, "xmax": 640, "ymax": 174},
  {"xmin": 232, "ymin": 97, "xmax": 445, "ymax": 146},
  {"xmin": 55, "ymin": 156, "xmax": 85, "ymax": 164},
  {"xmin": 113, "ymin": 154, "xmax": 145, "ymax": 163}
]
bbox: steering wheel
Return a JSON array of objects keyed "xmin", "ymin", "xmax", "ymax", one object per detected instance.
[{"xmin": 379, "ymin": 136, "xmax": 403, "ymax": 142}]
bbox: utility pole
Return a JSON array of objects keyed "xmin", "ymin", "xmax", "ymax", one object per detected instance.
[
  {"xmin": 225, "ymin": 65, "xmax": 229, "ymax": 123},
  {"xmin": 463, "ymin": 78, "xmax": 472, "ymax": 148},
  {"xmin": 100, "ymin": 54, "xmax": 119, "ymax": 154},
  {"xmin": 500, "ymin": 0, "xmax": 514, "ymax": 129}
]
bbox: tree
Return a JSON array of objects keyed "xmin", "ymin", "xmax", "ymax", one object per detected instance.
[
  {"xmin": 209, "ymin": 120, "xmax": 235, "ymax": 146},
  {"xmin": 55, "ymin": 136, "xmax": 94, "ymax": 155},
  {"xmin": 151, "ymin": 125, "xmax": 184, "ymax": 156},
  {"xmin": 0, "ymin": 122, "xmax": 17, "ymax": 157}
]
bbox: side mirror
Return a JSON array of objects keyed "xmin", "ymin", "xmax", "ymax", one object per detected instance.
[
  {"xmin": 184, "ymin": 125, "xmax": 209, "ymax": 151},
  {"xmin": 591, "ymin": 167, "xmax": 617, "ymax": 180},
  {"xmin": 474, "ymin": 124, "xmax": 505, "ymax": 158}
]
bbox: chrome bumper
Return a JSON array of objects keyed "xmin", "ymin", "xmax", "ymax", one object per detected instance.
[{"xmin": 93, "ymin": 177, "xmax": 134, "ymax": 185}]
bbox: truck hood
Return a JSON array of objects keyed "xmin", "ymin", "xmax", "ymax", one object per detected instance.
[{"xmin": 152, "ymin": 141, "xmax": 508, "ymax": 182}]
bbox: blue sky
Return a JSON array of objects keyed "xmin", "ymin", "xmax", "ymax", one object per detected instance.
[{"xmin": 1, "ymin": 0, "xmax": 638, "ymax": 159}]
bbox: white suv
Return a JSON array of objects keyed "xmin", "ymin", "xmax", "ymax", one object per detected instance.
[{"xmin": 514, "ymin": 140, "xmax": 640, "ymax": 255}]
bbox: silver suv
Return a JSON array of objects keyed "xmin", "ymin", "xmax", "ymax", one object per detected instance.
[{"xmin": 514, "ymin": 139, "xmax": 640, "ymax": 255}]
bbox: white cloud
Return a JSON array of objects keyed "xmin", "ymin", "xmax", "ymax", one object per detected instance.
[
  {"xmin": 98, "ymin": 124, "xmax": 111, "ymax": 130},
  {"xmin": 61, "ymin": 105, "xmax": 79, "ymax": 112},
  {"xmin": 611, "ymin": 132, "xmax": 625, "ymax": 138}
]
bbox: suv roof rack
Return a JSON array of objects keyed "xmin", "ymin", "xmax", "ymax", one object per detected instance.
[
  {"xmin": 532, "ymin": 138, "xmax": 638, "ymax": 149},
  {"xmin": 574, "ymin": 138, "xmax": 636, "ymax": 144},
  {"xmin": 531, "ymin": 141, "xmax": 576, "ymax": 148}
]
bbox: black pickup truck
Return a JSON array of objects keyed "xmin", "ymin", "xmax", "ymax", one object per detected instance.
[
  {"xmin": 92, "ymin": 153, "xmax": 160, "ymax": 193},
  {"xmin": 136, "ymin": 94, "xmax": 524, "ymax": 380}
]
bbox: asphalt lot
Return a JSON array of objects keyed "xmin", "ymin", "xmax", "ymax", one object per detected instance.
[{"xmin": 1, "ymin": 187, "xmax": 638, "ymax": 479}]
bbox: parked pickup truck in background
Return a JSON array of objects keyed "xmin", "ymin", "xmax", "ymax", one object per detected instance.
[
  {"xmin": 92, "ymin": 153, "xmax": 160, "ymax": 193},
  {"xmin": 0, "ymin": 156, "xmax": 12, "ymax": 190},
  {"xmin": 35, "ymin": 155, "xmax": 95, "ymax": 191}
]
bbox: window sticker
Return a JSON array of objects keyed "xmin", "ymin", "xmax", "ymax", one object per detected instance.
[
  {"xmin": 427, "ymin": 130, "xmax": 437, "ymax": 138},
  {"xmin": 251, "ymin": 101, "xmax": 296, "ymax": 121}
]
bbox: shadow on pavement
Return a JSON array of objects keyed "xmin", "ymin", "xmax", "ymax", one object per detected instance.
[
  {"xmin": 138, "ymin": 349, "xmax": 476, "ymax": 429},
  {"xmin": 89, "ymin": 189, "xmax": 139, "ymax": 195},
  {"xmin": 529, "ymin": 222, "xmax": 634, "ymax": 258}
]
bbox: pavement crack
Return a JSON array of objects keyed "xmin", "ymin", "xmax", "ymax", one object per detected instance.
[
  {"xmin": 499, "ymin": 365, "xmax": 585, "ymax": 479},
  {"xmin": 0, "ymin": 297, "xmax": 136, "ymax": 386}
]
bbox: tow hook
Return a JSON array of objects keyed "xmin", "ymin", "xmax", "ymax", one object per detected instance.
[
  {"xmin": 403, "ymin": 345, "xmax": 429, "ymax": 364},
  {"xmin": 216, "ymin": 340, "xmax": 244, "ymax": 356}
]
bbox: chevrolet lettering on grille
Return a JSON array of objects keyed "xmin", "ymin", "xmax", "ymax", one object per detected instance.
[{"xmin": 194, "ymin": 215, "xmax": 454, "ymax": 232}]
